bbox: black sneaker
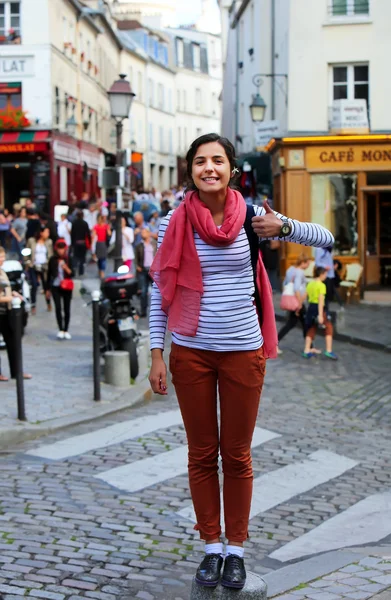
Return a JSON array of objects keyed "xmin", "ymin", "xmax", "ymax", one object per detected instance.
[
  {"xmin": 221, "ymin": 554, "xmax": 246, "ymax": 589},
  {"xmin": 195, "ymin": 553, "xmax": 224, "ymax": 587}
]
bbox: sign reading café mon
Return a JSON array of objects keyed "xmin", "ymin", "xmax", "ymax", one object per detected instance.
[{"xmin": 306, "ymin": 144, "xmax": 391, "ymax": 171}]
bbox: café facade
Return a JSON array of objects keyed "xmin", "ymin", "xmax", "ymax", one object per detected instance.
[
  {"xmin": 266, "ymin": 134, "xmax": 391, "ymax": 289},
  {"xmin": 0, "ymin": 129, "xmax": 102, "ymax": 215}
]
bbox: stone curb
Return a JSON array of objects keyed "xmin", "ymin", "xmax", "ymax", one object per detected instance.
[
  {"xmin": 0, "ymin": 377, "xmax": 154, "ymax": 451},
  {"xmin": 263, "ymin": 546, "xmax": 391, "ymax": 598},
  {"xmin": 274, "ymin": 312, "xmax": 391, "ymax": 353}
]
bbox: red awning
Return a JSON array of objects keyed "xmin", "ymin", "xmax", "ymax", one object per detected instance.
[{"xmin": 0, "ymin": 130, "xmax": 50, "ymax": 143}]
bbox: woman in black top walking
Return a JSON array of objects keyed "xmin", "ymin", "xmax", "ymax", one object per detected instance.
[{"xmin": 48, "ymin": 239, "xmax": 74, "ymax": 340}]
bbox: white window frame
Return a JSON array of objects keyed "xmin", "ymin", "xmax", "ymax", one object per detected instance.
[
  {"xmin": 159, "ymin": 126, "xmax": 164, "ymax": 153},
  {"xmin": 158, "ymin": 83, "xmax": 164, "ymax": 111},
  {"xmin": 169, "ymin": 128, "xmax": 173, "ymax": 154},
  {"xmin": 149, "ymin": 123, "xmax": 154, "ymax": 151},
  {"xmin": 148, "ymin": 78, "xmax": 154, "ymax": 107},
  {"xmin": 177, "ymin": 38, "xmax": 184, "ymax": 68},
  {"xmin": 193, "ymin": 44, "xmax": 201, "ymax": 72},
  {"xmin": 0, "ymin": 0, "xmax": 21, "ymax": 37},
  {"xmin": 329, "ymin": 63, "xmax": 369, "ymax": 104},
  {"xmin": 138, "ymin": 71, "xmax": 143, "ymax": 102},
  {"xmin": 195, "ymin": 88, "xmax": 201, "ymax": 112},
  {"xmin": 330, "ymin": 0, "xmax": 370, "ymax": 17}
]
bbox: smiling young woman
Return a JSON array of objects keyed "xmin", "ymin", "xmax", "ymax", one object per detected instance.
[{"xmin": 148, "ymin": 133, "xmax": 334, "ymax": 589}]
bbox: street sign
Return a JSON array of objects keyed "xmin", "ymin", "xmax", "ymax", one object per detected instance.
[
  {"xmin": 254, "ymin": 120, "xmax": 280, "ymax": 149},
  {"xmin": 330, "ymin": 99, "xmax": 369, "ymax": 134}
]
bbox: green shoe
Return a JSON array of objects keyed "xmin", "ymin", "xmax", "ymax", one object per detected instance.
[
  {"xmin": 324, "ymin": 351, "xmax": 338, "ymax": 360},
  {"xmin": 302, "ymin": 352, "xmax": 313, "ymax": 359}
]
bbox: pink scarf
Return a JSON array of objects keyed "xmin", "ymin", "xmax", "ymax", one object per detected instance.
[{"xmin": 150, "ymin": 189, "xmax": 277, "ymax": 358}]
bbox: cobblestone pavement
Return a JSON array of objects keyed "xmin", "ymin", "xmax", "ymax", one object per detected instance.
[
  {"xmin": 274, "ymin": 296, "xmax": 391, "ymax": 351},
  {"xmin": 0, "ymin": 275, "xmax": 149, "ymax": 429},
  {"xmin": 274, "ymin": 556, "xmax": 391, "ymax": 599},
  {"xmin": 0, "ymin": 331, "xmax": 390, "ymax": 600}
]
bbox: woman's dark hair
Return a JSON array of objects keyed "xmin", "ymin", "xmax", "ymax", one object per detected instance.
[
  {"xmin": 314, "ymin": 266, "xmax": 327, "ymax": 278},
  {"xmin": 35, "ymin": 226, "xmax": 49, "ymax": 241},
  {"xmin": 185, "ymin": 133, "xmax": 239, "ymax": 191},
  {"xmin": 76, "ymin": 210, "xmax": 84, "ymax": 219}
]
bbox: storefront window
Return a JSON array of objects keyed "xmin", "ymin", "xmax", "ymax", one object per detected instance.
[{"xmin": 311, "ymin": 173, "xmax": 358, "ymax": 256}]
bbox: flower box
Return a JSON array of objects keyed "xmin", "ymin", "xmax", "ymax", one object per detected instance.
[{"xmin": 0, "ymin": 109, "xmax": 31, "ymax": 129}]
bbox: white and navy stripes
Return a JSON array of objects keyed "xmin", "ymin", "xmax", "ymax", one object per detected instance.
[{"xmin": 149, "ymin": 206, "xmax": 334, "ymax": 351}]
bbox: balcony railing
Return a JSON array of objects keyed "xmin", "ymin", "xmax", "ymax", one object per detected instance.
[{"xmin": 328, "ymin": 1, "xmax": 369, "ymax": 16}]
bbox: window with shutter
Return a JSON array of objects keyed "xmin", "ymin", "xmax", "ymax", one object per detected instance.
[
  {"xmin": 184, "ymin": 41, "xmax": 193, "ymax": 69},
  {"xmin": 200, "ymin": 47, "xmax": 209, "ymax": 74}
]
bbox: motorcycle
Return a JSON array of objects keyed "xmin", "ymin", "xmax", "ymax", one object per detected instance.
[
  {"xmin": 98, "ymin": 266, "xmax": 140, "ymax": 380},
  {"xmin": 2, "ymin": 250, "xmax": 31, "ymax": 329}
]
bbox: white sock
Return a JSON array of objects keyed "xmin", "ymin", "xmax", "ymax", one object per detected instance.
[
  {"xmin": 205, "ymin": 542, "xmax": 223, "ymax": 556},
  {"xmin": 226, "ymin": 545, "xmax": 244, "ymax": 558}
]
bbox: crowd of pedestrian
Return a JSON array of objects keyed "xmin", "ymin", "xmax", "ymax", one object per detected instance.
[
  {"xmin": 277, "ymin": 247, "xmax": 342, "ymax": 360},
  {"xmin": 0, "ymin": 185, "xmax": 181, "ymax": 342}
]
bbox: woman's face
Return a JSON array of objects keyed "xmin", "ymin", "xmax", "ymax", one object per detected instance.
[
  {"xmin": 191, "ymin": 142, "xmax": 231, "ymax": 195},
  {"xmin": 20, "ymin": 208, "xmax": 27, "ymax": 219},
  {"xmin": 41, "ymin": 228, "xmax": 50, "ymax": 240},
  {"xmin": 57, "ymin": 247, "xmax": 66, "ymax": 258}
]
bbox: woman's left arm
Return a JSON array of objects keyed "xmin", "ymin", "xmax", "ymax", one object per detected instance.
[{"xmin": 253, "ymin": 203, "xmax": 334, "ymax": 248}]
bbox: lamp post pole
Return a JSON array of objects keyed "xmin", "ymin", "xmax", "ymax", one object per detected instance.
[
  {"xmin": 108, "ymin": 74, "xmax": 135, "ymax": 273},
  {"xmin": 114, "ymin": 119, "xmax": 124, "ymax": 272}
]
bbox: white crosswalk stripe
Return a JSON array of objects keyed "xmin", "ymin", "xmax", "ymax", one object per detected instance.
[
  {"xmin": 269, "ymin": 491, "xmax": 391, "ymax": 562},
  {"xmin": 26, "ymin": 408, "xmax": 386, "ymax": 563},
  {"xmin": 26, "ymin": 409, "xmax": 183, "ymax": 460},
  {"xmin": 95, "ymin": 426, "xmax": 280, "ymax": 493},
  {"xmin": 177, "ymin": 450, "xmax": 358, "ymax": 524}
]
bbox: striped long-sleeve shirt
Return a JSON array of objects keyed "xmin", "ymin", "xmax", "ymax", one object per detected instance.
[{"xmin": 149, "ymin": 206, "xmax": 334, "ymax": 351}]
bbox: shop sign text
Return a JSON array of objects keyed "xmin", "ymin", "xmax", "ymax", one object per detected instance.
[
  {"xmin": 0, "ymin": 143, "xmax": 46, "ymax": 153},
  {"xmin": 0, "ymin": 56, "xmax": 34, "ymax": 77},
  {"xmin": 319, "ymin": 148, "xmax": 391, "ymax": 164},
  {"xmin": 306, "ymin": 144, "xmax": 391, "ymax": 171}
]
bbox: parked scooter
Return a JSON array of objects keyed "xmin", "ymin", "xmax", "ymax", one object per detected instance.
[
  {"xmin": 2, "ymin": 251, "xmax": 31, "ymax": 328},
  {"xmin": 98, "ymin": 266, "xmax": 140, "ymax": 380}
]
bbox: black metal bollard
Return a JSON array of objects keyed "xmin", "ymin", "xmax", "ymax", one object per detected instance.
[
  {"xmin": 92, "ymin": 290, "xmax": 101, "ymax": 402},
  {"xmin": 12, "ymin": 297, "xmax": 26, "ymax": 421}
]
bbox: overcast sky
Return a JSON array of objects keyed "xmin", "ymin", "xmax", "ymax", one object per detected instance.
[{"xmin": 174, "ymin": 0, "xmax": 219, "ymax": 26}]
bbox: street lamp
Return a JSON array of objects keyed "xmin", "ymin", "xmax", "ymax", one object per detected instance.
[
  {"xmin": 250, "ymin": 93, "xmax": 267, "ymax": 123},
  {"xmin": 249, "ymin": 73, "xmax": 288, "ymax": 123},
  {"xmin": 66, "ymin": 114, "xmax": 78, "ymax": 137},
  {"xmin": 108, "ymin": 74, "xmax": 136, "ymax": 271}
]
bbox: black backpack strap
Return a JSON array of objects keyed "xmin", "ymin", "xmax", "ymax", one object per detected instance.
[{"xmin": 243, "ymin": 205, "xmax": 263, "ymax": 325}]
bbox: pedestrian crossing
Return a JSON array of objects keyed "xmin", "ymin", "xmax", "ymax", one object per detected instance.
[
  {"xmin": 177, "ymin": 450, "xmax": 358, "ymax": 523},
  {"xmin": 95, "ymin": 426, "xmax": 280, "ymax": 493},
  {"xmin": 24, "ymin": 408, "xmax": 388, "ymax": 563},
  {"xmin": 26, "ymin": 409, "xmax": 183, "ymax": 460}
]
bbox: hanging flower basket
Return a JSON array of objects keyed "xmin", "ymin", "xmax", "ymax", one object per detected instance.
[
  {"xmin": 88, "ymin": 60, "xmax": 93, "ymax": 70},
  {"xmin": 0, "ymin": 109, "xmax": 31, "ymax": 129},
  {"xmin": 94, "ymin": 66, "xmax": 99, "ymax": 75},
  {"xmin": 72, "ymin": 46, "xmax": 76, "ymax": 55},
  {"xmin": 80, "ymin": 52, "xmax": 85, "ymax": 62}
]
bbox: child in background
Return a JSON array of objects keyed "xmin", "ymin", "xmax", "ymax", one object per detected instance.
[{"xmin": 303, "ymin": 266, "xmax": 338, "ymax": 360}]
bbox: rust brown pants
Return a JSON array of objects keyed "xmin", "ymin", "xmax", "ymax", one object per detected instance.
[{"xmin": 170, "ymin": 342, "xmax": 266, "ymax": 543}]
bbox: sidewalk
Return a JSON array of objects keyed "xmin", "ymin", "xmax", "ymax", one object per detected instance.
[
  {"xmin": 274, "ymin": 295, "xmax": 391, "ymax": 353},
  {"xmin": 265, "ymin": 546, "xmax": 391, "ymax": 599},
  {"xmin": 0, "ymin": 276, "xmax": 151, "ymax": 448}
]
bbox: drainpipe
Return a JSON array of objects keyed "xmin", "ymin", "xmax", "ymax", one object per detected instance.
[
  {"xmin": 271, "ymin": 0, "xmax": 276, "ymax": 120},
  {"xmin": 235, "ymin": 12, "xmax": 240, "ymax": 145}
]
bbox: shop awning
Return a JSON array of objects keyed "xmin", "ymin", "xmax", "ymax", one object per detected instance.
[{"xmin": 0, "ymin": 130, "xmax": 50, "ymax": 143}]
